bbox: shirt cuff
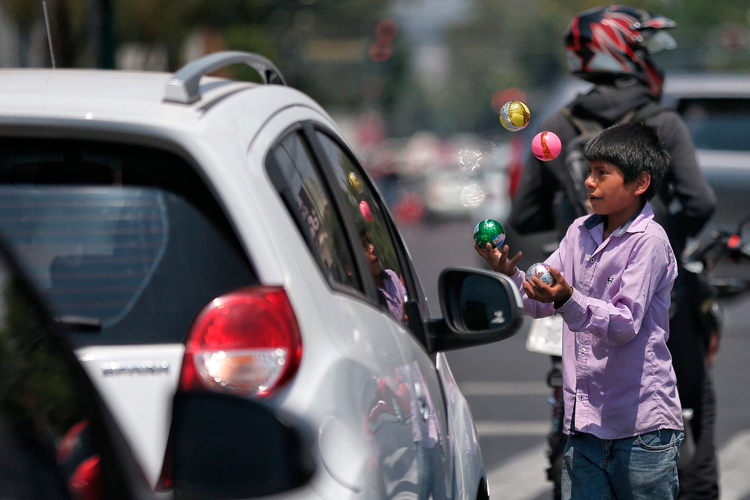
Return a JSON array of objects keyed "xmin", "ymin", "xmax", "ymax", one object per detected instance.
[
  {"xmin": 556, "ymin": 286, "xmax": 586, "ymax": 321},
  {"xmin": 510, "ymin": 266, "xmax": 525, "ymax": 289}
]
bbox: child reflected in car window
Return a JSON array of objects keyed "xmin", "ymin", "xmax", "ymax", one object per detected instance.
[{"xmin": 359, "ymin": 229, "xmax": 407, "ymax": 323}]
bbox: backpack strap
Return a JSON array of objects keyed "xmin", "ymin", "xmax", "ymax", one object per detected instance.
[
  {"xmin": 631, "ymin": 101, "xmax": 665, "ymax": 123},
  {"xmin": 557, "ymin": 107, "xmax": 601, "ymax": 221},
  {"xmin": 561, "ymin": 101, "xmax": 665, "ymax": 132},
  {"xmin": 560, "ymin": 107, "xmax": 603, "ymax": 136}
]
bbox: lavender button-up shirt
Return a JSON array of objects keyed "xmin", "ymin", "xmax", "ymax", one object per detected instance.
[{"xmin": 511, "ymin": 203, "xmax": 683, "ymax": 439}]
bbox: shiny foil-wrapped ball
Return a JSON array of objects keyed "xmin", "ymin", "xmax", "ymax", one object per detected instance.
[
  {"xmin": 348, "ymin": 172, "xmax": 364, "ymax": 193},
  {"xmin": 526, "ymin": 262, "xmax": 553, "ymax": 285},
  {"xmin": 499, "ymin": 100, "xmax": 530, "ymax": 131},
  {"xmin": 473, "ymin": 219, "xmax": 506, "ymax": 249}
]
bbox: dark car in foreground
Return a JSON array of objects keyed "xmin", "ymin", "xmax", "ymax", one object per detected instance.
[{"xmin": 0, "ymin": 235, "xmax": 316, "ymax": 500}]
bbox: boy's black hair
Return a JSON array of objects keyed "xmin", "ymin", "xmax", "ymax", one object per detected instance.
[
  {"xmin": 583, "ymin": 122, "xmax": 669, "ymax": 201},
  {"xmin": 359, "ymin": 228, "xmax": 374, "ymax": 248}
]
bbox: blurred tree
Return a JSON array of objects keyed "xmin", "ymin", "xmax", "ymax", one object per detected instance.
[
  {"xmin": 91, "ymin": 0, "xmax": 114, "ymax": 68},
  {"xmin": 4, "ymin": 0, "xmax": 108, "ymax": 67},
  {"xmin": 3, "ymin": 0, "xmax": 750, "ymax": 133},
  {"xmin": 0, "ymin": 278, "xmax": 78, "ymax": 435},
  {"xmin": 4, "ymin": 0, "xmax": 40, "ymax": 66},
  {"xmin": 51, "ymin": 0, "xmax": 76, "ymax": 67}
]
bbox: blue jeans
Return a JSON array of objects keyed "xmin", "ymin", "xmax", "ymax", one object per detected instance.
[{"xmin": 562, "ymin": 429, "xmax": 683, "ymax": 500}]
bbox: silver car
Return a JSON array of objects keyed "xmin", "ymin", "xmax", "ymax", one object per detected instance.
[
  {"xmin": 0, "ymin": 52, "xmax": 525, "ymax": 499},
  {"xmin": 662, "ymin": 74, "xmax": 750, "ymax": 243}
]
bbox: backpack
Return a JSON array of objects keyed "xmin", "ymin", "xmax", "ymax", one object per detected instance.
[{"xmin": 552, "ymin": 102, "xmax": 665, "ymax": 236}]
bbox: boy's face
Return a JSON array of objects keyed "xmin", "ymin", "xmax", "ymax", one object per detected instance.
[
  {"xmin": 362, "ymin": 239, "xmax": 383, "ymax": 276},
  {"xmin": 585, "ymin": 160, "xmax": 649, "ymax": 216}
]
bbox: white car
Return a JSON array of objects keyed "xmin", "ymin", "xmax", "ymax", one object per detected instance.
[{"xmin": 0, "ymin": 51, "xmax": 524, "ymax": 500}]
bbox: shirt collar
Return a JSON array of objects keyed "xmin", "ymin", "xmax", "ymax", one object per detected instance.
[{"xmin": 582, "ymin": 202, "xmax": 654, "ymax": 237}]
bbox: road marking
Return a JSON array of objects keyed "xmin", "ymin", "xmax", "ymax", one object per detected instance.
[
  {"xmin": 475, "ymin": 421, "xmax": 549, "ymax": 437},
  {"xmin": 718, "ymin": 429, "xmax": 750, "ymax": 500},
  {"xmin": 459, "ymin": 381, "xmax": 549, "ymax": 396},
  {"xmin": 483, "ymin": 428, "xmax": 750, "ymax": 500},
  {"xmin": 486, "ymin": 442, "xmax": 549, "ymax": 500}
]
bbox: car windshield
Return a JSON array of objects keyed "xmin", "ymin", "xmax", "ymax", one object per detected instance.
[
  {"xmin": 0, "ymin": 139, "xmax": 257, "ymax": 347},
  {"xmin": 678, "ymin": 98, "xmax": 750, "ymax": 152}
]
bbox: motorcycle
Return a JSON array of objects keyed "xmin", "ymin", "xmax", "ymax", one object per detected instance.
[{"xmin": 525, "ymin": 216, "xmax": 750, "ymax": 499}]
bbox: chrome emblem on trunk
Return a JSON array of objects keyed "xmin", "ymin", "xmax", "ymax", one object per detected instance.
[{"xmin": 102, "ymin": 361, "xmax": 170, "ymax": 376}]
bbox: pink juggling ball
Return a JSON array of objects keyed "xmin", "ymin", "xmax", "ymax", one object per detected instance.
[{"xmin": 531, "ymin": 131, "xmax": 562, "ymax": 161}]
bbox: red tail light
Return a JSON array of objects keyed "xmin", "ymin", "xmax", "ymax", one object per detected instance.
[
  {"xmin": 179, "ymin": 287, "xmax": 302, "ymax": 398},
  {"xmin": 69, "ymin": 455, "xmax": 102, "ymax": 500},
  {"xmin": 57, "ymin": 420, "xmax": 90, "ymax": 463}
]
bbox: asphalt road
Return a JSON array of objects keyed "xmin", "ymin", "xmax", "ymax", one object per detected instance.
[{"xmin": 399, "ymin": 219, "xmax": 750, "ymax": 500}]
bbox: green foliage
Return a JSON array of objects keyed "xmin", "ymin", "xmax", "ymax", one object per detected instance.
[
  {"xmin": 4, "ymin": 0, "xmax": 750, "ymax": 131},
  {"xmin": 0, "ymin": 279, "xmax": 79, "ymax": 435},
  {"xmin": 3, "ymin": 0, "xmax": 39, "ymax": 29},
  {"xmin": 223, "ymin": 25, "xmax": 277, "ymax": 83}
]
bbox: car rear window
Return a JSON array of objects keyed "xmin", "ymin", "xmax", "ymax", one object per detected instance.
[
  {"xmin": 678, "ymin": 98, "xmax": 750, "ymax": 152},
  {"xmin": 0, "ymin": 138, "xmax": 257, "ymax": 347}
]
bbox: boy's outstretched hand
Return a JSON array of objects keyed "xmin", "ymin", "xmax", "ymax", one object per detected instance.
[
  {"xmin": 474, "ymin": 243, "xmax": 522, "ymax": 276},
  {"xmin": 522, "ymin": 267, "xmax": 573, "ymax": 308}
]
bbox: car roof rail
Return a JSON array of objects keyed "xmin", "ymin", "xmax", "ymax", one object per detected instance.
[{"xmin": 164, "ymin": 51, "xmax": 287, "ymax": 104}]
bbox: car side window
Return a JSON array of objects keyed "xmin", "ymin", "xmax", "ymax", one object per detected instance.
[
  {"xmin": 266, "ymin": 130, "xmax": 362, "ymax": 292},
  {"xmin": 314, "ymin": 130, "xmax": 412, "ymax": 325}
]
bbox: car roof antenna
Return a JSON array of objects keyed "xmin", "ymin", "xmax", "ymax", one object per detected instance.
[{"xmin": 41, "ymin": 0, "xmax": 56, "ymax": 68}]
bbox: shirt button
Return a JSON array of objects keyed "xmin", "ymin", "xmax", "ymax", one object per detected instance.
[
  {"xmin": 580, "ymin": 347, "xmax": 586, "ymax": 354},
  {"xmin": 589, "ymin": 257, "xmax": 595, "ymax": 263},
  {"xmin": 578, "ymin": 395, "xmax": 584, "ymax": 401}
]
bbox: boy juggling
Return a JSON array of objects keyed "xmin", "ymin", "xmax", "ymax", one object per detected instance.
[{"xmin": 476, "ymin": 122, "xmax": 683, "ymax": 499}]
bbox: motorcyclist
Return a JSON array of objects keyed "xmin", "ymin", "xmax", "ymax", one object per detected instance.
[{"xmin": 509, "ymin": 6, "xmax": 718, "ymax": 499}]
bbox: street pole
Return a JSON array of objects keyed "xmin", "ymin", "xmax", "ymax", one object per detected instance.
[{"xmin": 90, "ymin": 0, "xmax": 113, "ymax": 68}]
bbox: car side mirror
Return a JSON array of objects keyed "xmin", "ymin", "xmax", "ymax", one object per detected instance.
[
  {"xmin": 167, "ymin": 392, "xmax": 315, "ymax": 500},
  {"xmin": 425, "ymin": 267, "xmax": 523, "ymax": 353}
]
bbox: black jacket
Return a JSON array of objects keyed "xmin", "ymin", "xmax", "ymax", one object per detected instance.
[{"xmin": 509, "ymin": 82, "xmax": 716, "ymax": 262}]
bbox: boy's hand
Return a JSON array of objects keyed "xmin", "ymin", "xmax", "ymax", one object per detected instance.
[
  {"xmin": 522, "ymin": 267, "xmax": 573, "ymax": 307},
  {"xmin": 474, "ymin": 243, "xmax": 522, "ymax": 276}
]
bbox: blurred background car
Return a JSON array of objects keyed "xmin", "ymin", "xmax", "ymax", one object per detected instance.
[{"xmin": 663, "ymin": 75, "xmax": 750, "ymax": 270}]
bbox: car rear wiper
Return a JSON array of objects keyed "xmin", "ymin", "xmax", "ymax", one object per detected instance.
[{"xmin": 54, "ymin": 315, "xmax": 102, "ymax": 332}]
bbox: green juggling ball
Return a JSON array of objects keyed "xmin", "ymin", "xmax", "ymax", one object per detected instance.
[{"xmin": 473, "ymin": 219, "xmax": 506, "ymax": 249}]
